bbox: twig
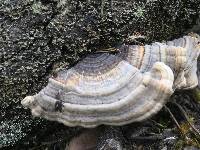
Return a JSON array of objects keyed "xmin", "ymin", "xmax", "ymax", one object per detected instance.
[
  {"xmin": 95, "ymin": 47, "xmax": 119, "ymax": 53},
  {"xmin": 171, "ymin": 102, "xmax": 200, "ymax": 137},
  {"xmin": 150, "ymin": 119, "xmax": 166, "ymax": 128},
  {"xmin": 131, "ymin": 135, "xmax": 163, "ymax": 141},
  {"xmin": 164, "ymin": 105, "xmax": 183, "ymax": 134},
  {"xmin": 101, "ymin": 0, "xmax": 105, "ymax": 17},
  {"xmin": 30, "ymin": 138, "xmax": 66, "ymax": 150},
  {"xmin": 110, "ymin": 0, "xmax": 113, "ymax": 11}
]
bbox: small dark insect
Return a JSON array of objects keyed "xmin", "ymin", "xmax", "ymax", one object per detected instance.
[
  {"xmin": 55, "ymin": 100, "xmax": 64, "ymax": 112},
  {"xmin": 55, "ymin": 90, "xmax": 64, "ymax": 112},
  {"xmin": 55, "ymin": 90, "xmax": 62, "ymax": 100}
]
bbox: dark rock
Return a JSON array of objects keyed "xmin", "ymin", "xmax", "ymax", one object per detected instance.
[
  {"xmin": 68, "ymin": 128, "xmax": 100, "ymax": 150},
  {"xmin": 96, "ymin": 126, "xmax": 124, "ymax": 150},
  {"xmin": 0, "ymin": 0, "xmax": 200, "ymax": 149}
]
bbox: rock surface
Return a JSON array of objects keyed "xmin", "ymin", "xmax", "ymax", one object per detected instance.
[{"xmin": 0, "ymin": 0, "xmax": 200, "ymax": 149}]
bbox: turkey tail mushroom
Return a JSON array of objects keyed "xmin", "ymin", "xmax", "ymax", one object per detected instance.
[
  {"xmin": 21, "ymin": 35, "xmax": 200, "ymax": 127},
  {"xmin": 119, "ymin": 35, "xmax": 200, "ymax": 89},
  {"xmin": 166, "ymin": 35, "xmax": 200, "ymax": 89},
  {"xmin": 22, "ymin": 52, "xmax": 174, "ymax": 127}
]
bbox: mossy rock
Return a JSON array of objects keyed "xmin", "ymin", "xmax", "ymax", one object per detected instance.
[{"xmin": 0, "ymin": 0, "xmax": 200, "ymax": 149}]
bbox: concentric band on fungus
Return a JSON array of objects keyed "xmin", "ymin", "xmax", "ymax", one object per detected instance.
[{"xmin": 74, "ymin": 53, "xmax": 122, "ymax": 75}]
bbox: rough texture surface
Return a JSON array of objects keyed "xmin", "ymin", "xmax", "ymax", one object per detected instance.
[{"xmin": 0, "ymin": 0, "xmax": 200, "ymax": 149}]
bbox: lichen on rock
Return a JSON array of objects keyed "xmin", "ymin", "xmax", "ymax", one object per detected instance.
[{"xmin": 0, "ymin": 0, "xmax": 200, "ymax": 149}]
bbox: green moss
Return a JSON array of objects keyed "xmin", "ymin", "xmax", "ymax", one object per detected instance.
[
  {"xmin": 193, "ymin": 88, "xmax": 200, "ymax": 102},
  {"xmin": 32, "ymin": 1, "xmax": 48, "ymax": 14},
  {"xmin": 133, "ymin": 5, "xmax": 145, "ymax": 18},
  {"xmin": 175, "ymin": 139, "xmax": 185, "ymax": 150}
]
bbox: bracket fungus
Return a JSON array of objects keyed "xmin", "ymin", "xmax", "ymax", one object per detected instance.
[
  {"xmin": 119, "ymin": 35, "xmax": 200, "ymax": 89},
  {"xmin": 22, "ymin": 35, "xmax": 200, "ymax": 128}
]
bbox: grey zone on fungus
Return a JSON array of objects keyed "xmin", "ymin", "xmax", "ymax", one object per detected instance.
[{"xmin": 0, "ymin": 0, "xmax": 200, "ymax": 148}]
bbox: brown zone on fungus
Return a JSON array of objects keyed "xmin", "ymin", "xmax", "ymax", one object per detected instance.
[
  {"xmin": 138, "ymin": 46, "xmax": 145, "ymax": 69},
  {"xmin": 53, "ymin": 74, "xmax": 80, "ymax": 88},
  {"xmin": 124, "ymin": 45, "xmax": 145, "ymax": 69}
]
